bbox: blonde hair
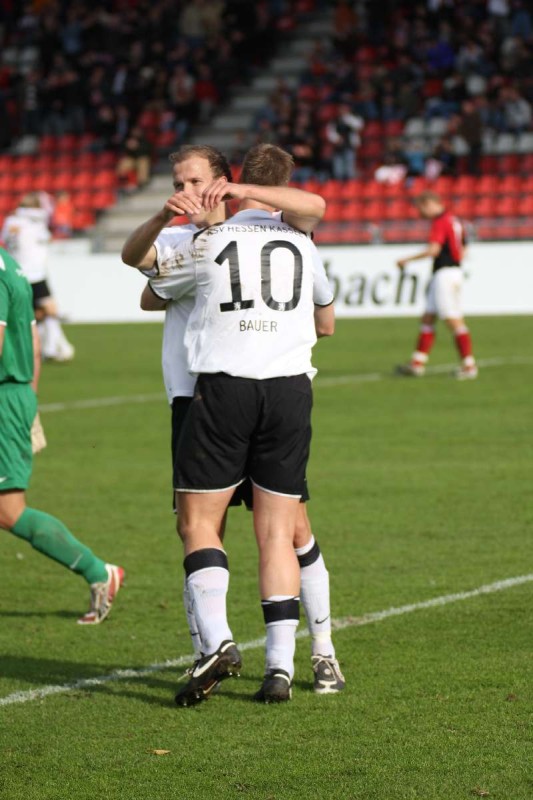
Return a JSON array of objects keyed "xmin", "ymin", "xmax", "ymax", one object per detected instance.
[
  {"xmin": 414, "ymin": 191, "xmax": 442, "ymax": 206},
  {"xmin": 19, "ymin": 192, "xmax": 42, "ymax": 208},
  {"xmin": 240, "ymin": 144, "xmax": 294, "ymax": 186},
  {"xmin": 169, "ymin": 145, "xmax": 232, "ymax": 181}
]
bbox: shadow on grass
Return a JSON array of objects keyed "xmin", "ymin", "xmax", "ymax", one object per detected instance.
[{"xmin": 1, "ymin": 655, "xmax": 319, "ymax": 709}]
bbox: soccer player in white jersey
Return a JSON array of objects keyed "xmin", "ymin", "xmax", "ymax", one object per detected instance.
[
  {"xmin": 122, "ymin": 145, "xmax": 344, "ymax": 700},
  {"xmin": 1, "ymin": 193, "xmax": 75, "ymax": 362},
  {"xmin": 146, "ymin": 144, "xmax": 336, "ymax": 705}
]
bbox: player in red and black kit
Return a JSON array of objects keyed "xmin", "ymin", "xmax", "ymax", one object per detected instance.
[{"xmin": 395, "ymin": 191, "xmax": 477, "ymax": 380}]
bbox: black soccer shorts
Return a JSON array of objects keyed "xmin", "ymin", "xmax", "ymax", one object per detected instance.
[
  {"xmin": 171, "ymin": 395, "xmax": 243, "ymax": 510},
  {"xmin": 31, "ymin": 280, "xmax": 52, "ymax": 309},
  {"xmin": 174, "ymin": 372, "xmax": 312, "ymax": 498}
]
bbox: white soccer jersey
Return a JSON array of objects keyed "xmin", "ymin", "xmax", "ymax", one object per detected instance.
[
  {"xmin": 150, "ymin": 209, "xmax": 334, "ymax": 380},
  {"xmin": 1, "ymin": 208, "xmax": 51, "ymax": 284},
  {"xmin": 153, "ymin": 225, "xmax": 198, "ymax": 403}
]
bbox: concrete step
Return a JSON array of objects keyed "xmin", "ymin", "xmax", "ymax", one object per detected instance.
[
  {"xmin": 251, "ymin": 74, "xmax": 299, "ymax": 92},
  {"xmin": 211, "ymin": 110, "xmax": 255, "ymax": 130}
]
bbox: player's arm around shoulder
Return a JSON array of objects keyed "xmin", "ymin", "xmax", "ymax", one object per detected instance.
[
  {"xmin": 310, "ymin": 240, "xmax": 335, "ymax": 337},
  {"xmin": 314, "ymin": 303, "xmax": 335, "ymax": 338},
  {"xmin": 122, "ymin": 191, "xmax": 202, "ymax": 269},
  {"xmin": 140, "ymin": 282, "xmax": 168, "ymax": 311}
]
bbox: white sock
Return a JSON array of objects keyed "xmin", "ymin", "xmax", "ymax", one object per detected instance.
[
  {"xmin": 183, "ymin": 578, "xmax": 203, "ymax": 660},
  {"xmin": 42, "ymin": 316, "xmax": 64, "ymax": 357},
  {"xmin": 262, "ymin": 596, "xmax": 299, "ymax": 680},
  {"xmin": 295, "ymin": 535, "xmax": 335, "ymax": 658},
  {"xmin": 186, "ymin": 565, "xmax": 232, "ymax": 655}
]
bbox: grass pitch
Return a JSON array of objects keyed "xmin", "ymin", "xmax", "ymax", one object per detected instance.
[{"xmin": 0, "ymin": 316, "xmax": 531, "ymax": 800}]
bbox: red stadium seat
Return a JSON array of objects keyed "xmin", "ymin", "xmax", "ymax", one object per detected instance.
[
  {"xmin": 33, "ymin": 172, "xmax": 55, "ymax": 192},
  {"xmin": 338, "ymin": 179, "xmax": 362, "ymax": 200},
  {"xmin": 339, "ymin": 200, "xmax": 364, "ymax": 222},
  {"xmin": 472, "ymin": 196, "xmax": 497, "ymax": 217},
  {"xmin": 495, "ymin": 196, "xmax": 518, "ymax": 216},
  {"xmin": 497, "ymin": 154, "xmax": 519, "ymax": 174},
  {"xmin": 479, "ymin": 155, "xmax": 498, "ymax": 174},
  {"xmin": 453, "ymin": 175, "xmax": 476, "ymax": 195},
  {"xmin": 11, "ymin": 174, "xmax": 34, "ymax": 194},
  {"xmin": 497, "ymin": 175, "xmax": 520, "ymax": 194},
  {"xmin": 0, "ymin": 195, "xmax": 14, "ymax": 214},
  {"xmin": 93, "ymin": 169, "xmax": 117, "ymax": 190},
  {"xmin": 91, "ymin": 190, "xmax": 116, "ymax": 210},
  {"xmin": 323, "ymin": 200, "xmax": 343, "ymax": 222},
  {"xmin": 359, "ymin": 200, "xmax": 386, "ymax": 222},
  {"xmin": 383, "ymin": 120, "xmax": 404, "ymax": 137},
  {"xmin": 0, "ymin": 174, "xmax": 14, "ymax": 192},
  {"xmin": 476, "ymin": 175, "xmax": 498, "ymax": 195},
  {"xmin": 382, "ymin": 199, "xmax": 412, "ymax": 220},
  {"xmin": 72, "ymin": 209, "xmax": 96, "ymax": 230},
  {"xmin": 516, "ymin": 195, "xmax": 533, "ymax": 216},
  {"xmin": 75, "ymin": 191, "xmax": 94, "ymax": 210},
  {"xmin": 452, "ymin": 197, "xmax": 477, "ymax": 218},
  {"xmin": 320, "ymin": 180, "xmax": 342, "ymax": 202}
]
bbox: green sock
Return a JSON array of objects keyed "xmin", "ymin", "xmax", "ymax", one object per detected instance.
[{"xmin": 11, "ymin": 508, "xmax": 108, "ymax": 585}]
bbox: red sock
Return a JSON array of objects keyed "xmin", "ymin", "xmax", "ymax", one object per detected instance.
[
  {"xmin": 413, "ymin": 325, "xmax": 435, "ymax": 363},
  {"xmin": 455, "ymin": 328, "xmax": 473, "ymax": 360}
]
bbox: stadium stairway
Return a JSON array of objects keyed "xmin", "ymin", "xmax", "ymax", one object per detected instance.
[{"xmin": 92, "ymin": 6, "xmax": 334, "ymax": 253}]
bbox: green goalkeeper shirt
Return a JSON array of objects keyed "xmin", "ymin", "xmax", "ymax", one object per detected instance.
[{"xmin": 0, "ymin": 247, "xmax": 34, "ymax": 384}]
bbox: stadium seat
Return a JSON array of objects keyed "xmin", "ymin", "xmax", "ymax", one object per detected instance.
[
  {"xmin": 0, "ymin": 195, "xmax": 14, "ymax": 214},
  {"xmin": 0, "ymin": 174, "xmax": 13, "ymax": 192},
  {"xmin": 516, "ymin": 196, "xmax": 533, "ymax": 216},
  {"xmin": 473, "ymin": 196, "xmax": 497, "ymax": 217},
  {"xmin": 75, "ymin": 191, "xmax": 94, "ymax": 210},
  {"xmin": 516, "ymin": 132, "xmax": 533, "ymax": 153},
  {"xmin": 359, "ymin": 181, "xmax": 383, "ymax": 200},
  {"xmin": 337, "ymin": 226, "xmax": 373, "ymax": 244},
  {"xmin": 320, "ymin": 180, "xmax": 341, "ymax": 202},
  {"xmin": 498, "ymin": 175, "xmax": 521, "ymax": 194},
  {"xmin": 93, "ymin": 169, "xmax": 117, "ymax": 190},
  {"xmin": 453, "ymin": 175, "xmax": 476, "ymax": 195},
  {"xmin": 33, "ymin": 172, "xmax": 55, "ymax": 192},
  {"xmin": 497, "ymin": 154, "xmax": 520, "ymax": 174},
  {"xmin": 338, "ymin": 179, "xmax": 361, "ymax": 200},
  {"xmin": 479, "ymin": 155, "xmax": 498, "ymax": 174},
  {"xmin": 323, "ymin": 200, "xmax": 343, "ymax": 222},
  {"xmin": 72, "ymin": 209, "xmax": 96, "ymax": 230},
  {"xmin": 11, "ymin": 174, "xmax": 34, "ymax": 194},
  {"xmin": 91, "ymin": 190, "xmax": 116, "ymax": 210},
  {"xmin": 359, "ymin": 200, "xmax": 386, "ymax": 222},
  {"xmin": 339, "ymin": 201, "xmax": 364, "ymax": 222},
  {"xmin": 495, "ymin": 197, "xmax": 518, "ymax": 216},
  {"xmin": 383, "ymin": 120, "xmax": 404, "ymax": 137},
  {"xmin": 404, "ymin": 118, "xmax": 425, "ymax": 138},
  {"xmin": 476, "ymin": 175, "xmax": 498, "ymax": 195},
  {"xmin": 382, "ymin": 199, "xmax": 412, "ymax": 220},
  {"xmin": 453, "ymin": 197, "xmax": 477, "ymax": 218}
]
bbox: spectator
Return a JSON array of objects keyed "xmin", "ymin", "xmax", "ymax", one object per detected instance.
[
  {"xmin": 454, "ymin": 99, "xmax": 483, "ymax": 175},
  {"xmin": 51, "ymin": 191, "xmax": 74, "ymax": 239},
  {"xmin": 425, "ymin": 135, "xmax": 457, "ymax": 179},
  {"xmin": 374, "ymin": 137, "xmax": 409, "ymax": 184},
  {"xmin": 501, "ymin": 85, "xmax": 532, "ymax": 133},
  {"xmin": 116, "ymin": 126, "xmax": 153, "ymax": 190},
  {"xmin": 325, "ymin": 102, "xmax": 364, "ymax": 179}
]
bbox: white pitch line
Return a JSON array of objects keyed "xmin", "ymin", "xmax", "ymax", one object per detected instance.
[
  {"xmin": 38, "ymin": 356, "xmax": 533, "ymax": 414},
  {"xmin": 1, "ymin": 573, "xmax": 532, "ymax": 709}
]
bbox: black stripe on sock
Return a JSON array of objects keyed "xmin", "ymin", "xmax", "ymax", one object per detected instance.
[
  {"xmin": 297, "ymin": 540, "xmax": 321, "ymax": 568},
  {"xmin": 184, "ymin": 548, "xmax": 228, "ymax": 577},
  {"xmin": 261, "ymin": 597, "xmax": 300, "ymax": 624}
]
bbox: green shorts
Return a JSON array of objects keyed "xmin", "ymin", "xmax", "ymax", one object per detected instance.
[{"xmin": 0, "ymin": 382, "xmax": 37, "ymax": 491}]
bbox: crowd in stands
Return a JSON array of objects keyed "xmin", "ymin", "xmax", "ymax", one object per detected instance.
[
  {"xmin": 1, "ymin": 0, "xmax": 533, "ymax": 244},
  {"xmin": 0, "ymin": 0, "xmax": 305, "ymax": 158},
  {"xmin": 250, "ymin": 0, "xmax": 533, "ymax": 181}
]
